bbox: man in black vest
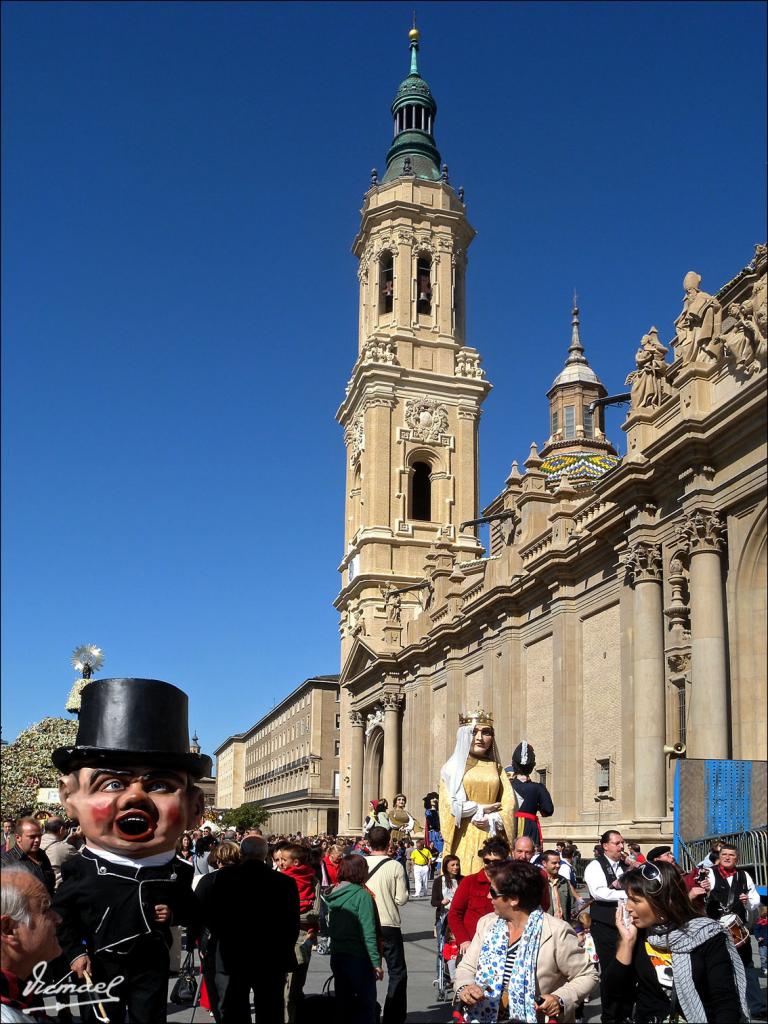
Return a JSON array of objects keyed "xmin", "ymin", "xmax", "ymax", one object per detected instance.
[
  {"xmin": 52, "ymin": 678, "xmax": 208, "ymax": 1023},
  {"xmin": 583, "ymin": 829, "xmax": 634, "ymax": 1023},
  {"xmin": 704, "ymin": 842, "xmax": 764, "ymax": 1019}
]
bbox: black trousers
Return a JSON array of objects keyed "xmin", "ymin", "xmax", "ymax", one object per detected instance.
[
  {"xmin": 380, "ymin": 926, "xmax": 408, "ymax": 1024},
  {"xmin": 80, "ymin": 939, "xmax": 169, "ymax": 1023},
  {"xmin": 217, "ymin": 967, "xmax": 286, "ymax": 1024},
  {"xmin": 591, "ymin": 918, "xmax": 635, "ymax": 1024}
]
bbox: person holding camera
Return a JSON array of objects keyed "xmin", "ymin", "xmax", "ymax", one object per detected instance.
[{"xmin": 607, "ymin": 861, "xmax": 749, "ymax": 1023}]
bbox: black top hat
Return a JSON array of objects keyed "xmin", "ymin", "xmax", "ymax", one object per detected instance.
[{"xmin": 52, "ymin": 678, "xmax": 212, "ymax": 779}]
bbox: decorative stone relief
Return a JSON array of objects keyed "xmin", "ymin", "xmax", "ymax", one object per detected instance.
[
  {"xmin": 720, "ymin": 298, "xmax": 763, "ymax": 376},
  {"xmin": 361, "ymin": 338, "xmax": 398, "ymax": 366},
  {"xmin": 347, "ymin": 415, "xmax": 364, "ymax": 470},
  {"xmin": 667, "ymin": 652, "xmax": 691, "ymax": 676},
  {"xmin": 381, "ymin": 692, "xmax": 404, "ymax": 712},
  {"xmin": 361, "ymin": 395, "xmax": 397, "ymax": 412},
  {"xmin": 672, "ymin": 271, "xmax": 723, "ymax": 365},
  {"xmin": 679, "ymin": 509, "xmax": 726, "ymax": 553},
  {"xmin": 664, "ymin": 548, "xmax": 690, "ymax": 639},
  {"xmin": 365, "ymin": 707, "xmax": 384, "ymax": 736},
  {"xmin": 625, "ymin": 327, "xmax": 668, "ymax": 408},
  {"xmin": 348, "ymin": 602, "xmax": 367, "ymax": 637},
  {"xmin": 348, "ymin": 711, "xmax": 364, "ymax": 728},
  {"xmin": 380, "ymin": 584, "xmax": 402, "ymax": 624},
  {"xmin": 625, "ymin": 541, "xmax": 663, "ymax": 583},
  {"xmin": 456, "ymin": 351, "xmax": 485, "ymax": 379},
  {"xmin": 404, "ymin": 397, "xmax": 449, "ymax": 443}
]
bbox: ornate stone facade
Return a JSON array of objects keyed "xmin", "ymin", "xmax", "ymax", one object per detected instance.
[{"xmin": 337, "ymin": 242, "xmax": 767, "ymax": 845}]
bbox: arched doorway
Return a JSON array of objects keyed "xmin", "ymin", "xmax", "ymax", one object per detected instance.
[{"xmin": 363, "ymin": 727, "xmax": 384, "ymax": 807}]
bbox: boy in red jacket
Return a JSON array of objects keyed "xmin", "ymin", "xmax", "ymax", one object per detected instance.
[{"xmin": 280, "ymin": 845, "xmax": 319, "ymax": 1021}]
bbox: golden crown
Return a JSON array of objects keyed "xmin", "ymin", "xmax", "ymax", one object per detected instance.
[{"xmin": 459, "ymin": 706, "xmax": 494, "ymax": 727}]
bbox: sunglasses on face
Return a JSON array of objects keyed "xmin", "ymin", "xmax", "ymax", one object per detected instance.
[
  {"xmin": 483, "ymin": 857, "xmax": 507, "ymax": 866},
  {"xmin": 488, "ymin": 888, "xmax": 502, "ymax": 899}
]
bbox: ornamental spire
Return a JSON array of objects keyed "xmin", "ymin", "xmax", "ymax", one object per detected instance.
[
  {"xmin": 567, "ymin": 293, "xmax": 588, "ymax": 366},
  {"xmin": 409, "ymin": 15, "xmax": 420, "ymax": 75}
]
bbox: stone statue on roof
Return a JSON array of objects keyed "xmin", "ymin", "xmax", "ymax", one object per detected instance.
[{"xmin": 672, "ymin": 271, "xmax": 722, "ymax": 365}]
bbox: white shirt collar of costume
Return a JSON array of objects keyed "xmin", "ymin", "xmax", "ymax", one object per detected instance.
[{"xmin": 86, "ymin": 843, "xmax": 176, "ymax": 868}]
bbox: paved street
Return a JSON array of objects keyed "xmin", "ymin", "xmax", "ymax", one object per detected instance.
[{"xmin": 166, "ymin": 896, "xmax": 605, "ymax": 1023}]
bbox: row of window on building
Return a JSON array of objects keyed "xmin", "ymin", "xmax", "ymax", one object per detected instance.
[
  {"xmin": 551, "ymin": 405, "xmax": 597, "ymax": 440},
  {"xmin": 378, "ymin": 252, "xmax": 436, "ymax": 317}
]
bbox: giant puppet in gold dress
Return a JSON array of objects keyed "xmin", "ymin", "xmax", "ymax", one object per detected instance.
[{"xmin": 438, "ymin": 708, "xmax": 517, "ymax": 875}]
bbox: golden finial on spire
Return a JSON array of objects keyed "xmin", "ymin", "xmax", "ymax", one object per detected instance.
[{"xmin": 409, "ymin": 10, "xmax": 420, "ymax": 42}]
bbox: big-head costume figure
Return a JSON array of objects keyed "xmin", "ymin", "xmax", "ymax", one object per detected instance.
[
  {"xmin": 52, "ymin": 678, "xmax": 210, "ymax": 1023},
  {"xmin": 438, "ymin": 708, "xmax": 516, "ymax": 875},
  {"xmin": 505, "ymin": 740, "xmax": 554, "ymax": 847}
]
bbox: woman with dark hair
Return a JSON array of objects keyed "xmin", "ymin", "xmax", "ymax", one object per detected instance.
[
  {"xmin": 325, "ymin": 854, "xmax": 384, "ymax": 1023},
  {"xmin": 454, "ymin": 861, "xmax": 597, "ymax": 1022},
  {"xmin": 424, "ymin": 791, "xmax": 444, "ymax": 854},
  {"xmin": 432, "ymin": 854, "xmax": 463, "ymax": 925},
  {"xmin": 606, "ymin": 861, "xmax": 749, "ymax": 1023},
  {"xmin": 177, "ymin": 832, "xmax": 194, "ymax": 861}
]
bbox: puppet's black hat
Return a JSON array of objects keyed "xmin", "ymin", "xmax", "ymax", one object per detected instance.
[
  {"xmin": 52, "ymin": 678, "xmax": 212, "ymax": 778},
  {"xmin": 510, "ymin": 740, "xmax": 536, "ymax": 774}
]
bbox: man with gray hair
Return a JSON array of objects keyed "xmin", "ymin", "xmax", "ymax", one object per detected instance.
[{"xmin": 1, "ymin": 867, "xmax": 62, "ymax": 1021}]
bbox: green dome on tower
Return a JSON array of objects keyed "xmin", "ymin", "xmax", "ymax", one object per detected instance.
[{"xmin": 382, "ymin": 26, "xmax": 442, "ymax": 184}]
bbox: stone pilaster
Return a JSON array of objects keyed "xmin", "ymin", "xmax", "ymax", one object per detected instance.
[
  {"xmin": 626, "ymin": 541, "xmax": 666, "ymax": 819},
  {"xmin": 680, "ymin": 510, "xmax": 729, "ymax": 758},
  {"xmin": 348, "ymin": 711, "xmax": 365, "ymax": 833},
  {"xmin": 381, "ymin": 691, "xmax": 403, "ymax": 804}
]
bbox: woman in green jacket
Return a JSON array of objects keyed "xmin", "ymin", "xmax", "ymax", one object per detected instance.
[{"xmin": 325, "ymin": 855, "xmax": 384, "ymax": 1023}]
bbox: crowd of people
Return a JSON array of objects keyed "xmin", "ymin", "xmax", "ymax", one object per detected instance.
[
  {"xmin": 0, "ymin": 683, "xmax": 765, "ymax": 1024},
  {"xmin": 3, "ymin": 811, "xmax": 765, "ymax": 1022}
]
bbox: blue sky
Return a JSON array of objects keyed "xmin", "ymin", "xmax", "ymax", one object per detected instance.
[{"xmin": 2, "ymin": 1, "xmax": 765, "ymax": 757}]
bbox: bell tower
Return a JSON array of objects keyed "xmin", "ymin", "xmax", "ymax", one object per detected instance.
[{"xmin": 336, "ymin": 26, "xmax": 491, "ymax": 662}]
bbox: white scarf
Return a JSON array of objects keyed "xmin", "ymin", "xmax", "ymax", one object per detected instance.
[{"xmin": 648, "ymin": 917, "xmax": 749, "ymax": 1022}]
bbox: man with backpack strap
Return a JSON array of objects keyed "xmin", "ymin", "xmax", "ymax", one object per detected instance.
[{"xmin": 364, "ymin": 826, "xmax": 409, "ymax": 1024}]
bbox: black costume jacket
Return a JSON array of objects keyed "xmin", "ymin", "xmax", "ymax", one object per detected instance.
[{"xmin": 54, "ymin": 847, "xmax": 200, "ymax": 966}]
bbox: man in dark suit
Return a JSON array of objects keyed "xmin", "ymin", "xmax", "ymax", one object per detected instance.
[
  {"xmin": 52, "ymin": 678, "xmax": 209, "ymax": 1023},
  {"xmin": 196, "ymin": 835, "xmax": 300, "ymax": 1023},
  {"xmin": 0, "ymin": 817, "xmax": 56, "ymax": 896}
]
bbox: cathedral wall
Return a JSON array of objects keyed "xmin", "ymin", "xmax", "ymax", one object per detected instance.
[
  {"xmin": 523, "ymin": 634, "xmax": 554, "ymax": 785},
  {"xmin": 581, "ymin": 603, "xmax": 622, "ymax": 818}
]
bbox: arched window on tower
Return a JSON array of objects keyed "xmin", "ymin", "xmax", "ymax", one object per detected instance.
[
  {"xmin": 411, "ymin": 461, "xmax": 432, "ymax": 521},
  {"xmin": 379, "ymin": 252, "xmax": 394, "ymax": 314},
  {"xmin": 417, "ymin": 254, "xmax": 432, "ymax": 315}
]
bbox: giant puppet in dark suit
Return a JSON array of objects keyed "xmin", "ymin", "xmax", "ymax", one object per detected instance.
[{"xmin": 52, "ymin": 678, "xmax": 209, "ymax": 1023}]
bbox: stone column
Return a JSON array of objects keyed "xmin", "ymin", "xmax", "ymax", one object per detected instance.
[
  {"xmin": 348, "ymin": 712, "xmax": 365, "ymax": 833},
  {"xmin": 627, "ymin": 542, "xmax": 666, "ymax": 820},
  {"xmin": 681, "ymin": 510, "xmax": 729, "ymax": 758},
  {"xmin": 381, "ymin": 692, "xmax": 403, "ymax": 804}
]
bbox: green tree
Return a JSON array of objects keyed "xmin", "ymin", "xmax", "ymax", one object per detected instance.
[
  {"xmin": 1, "ymin": 717, "xmax": 77, "ymax": 817},
  {"xmin": 219, "ymin": 802, "xmax": 270, "ymax": 832}
]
